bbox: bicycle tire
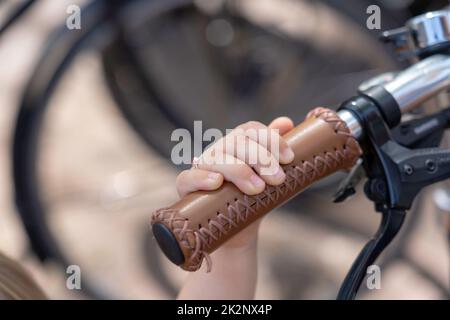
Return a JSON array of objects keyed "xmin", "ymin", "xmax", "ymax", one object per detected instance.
[
  {"xmin": 13, "ymin": 0, "xmax": 431, "ymax": 300},
  {"xmin": 12, "ymin": 0, "xmax": 198, "ymax": 299}
]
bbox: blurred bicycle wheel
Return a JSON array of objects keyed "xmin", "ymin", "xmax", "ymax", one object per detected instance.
[{"xmin": 13, "ymin": 0, "xmax": 416, "ymax": 299}]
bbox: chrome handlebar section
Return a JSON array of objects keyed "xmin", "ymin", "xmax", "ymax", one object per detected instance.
[
  {"xmin": 384, "ymin": 55, "xmax": 450, "ymax": 113},
  {"xmin": 338, "ymin": 54, "xmax": 450, "ymax": 141}
]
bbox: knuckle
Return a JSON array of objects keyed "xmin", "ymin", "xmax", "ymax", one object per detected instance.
[
  {"xmin": 245, "ymin": 120, "xmax": 264, "ymax": 128},
  {"xmin": 176, "ymin": 170, "xmax": 190, "ymax": 185},
  {"xmin": 235, "ymin": 134, "xmax": 248, "ymax": 145},
  {"xmin": 233, "ymin": 164, "xmax": 252, "ymax": 177},
  {"xmin": 270, "ymin": 127, "xmax": 282, "ymax": 138},
  {"xmin": 237, "ymin": 121, "xmax": 264, "ymax": 131},
  {"xmin": 200, "ymin": 150, "xmax": 218, "ymax": 166}
]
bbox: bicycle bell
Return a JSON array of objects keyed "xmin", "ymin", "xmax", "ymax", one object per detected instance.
[{"xmin": 381, "ymin": 8, "xmax": 450, "ymax": 59}]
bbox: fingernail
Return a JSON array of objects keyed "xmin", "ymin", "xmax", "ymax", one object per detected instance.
[
  {"xmin": 282, "ymin": 148, "xmax": 295, "ymax": 162},
  {"xmin": 275, "ymin": 167, "xmax": 285, "ymax": 181},
  {"xmin": 250, "ymin": 175, "xmax": 265, "ymax": 189},
  {"xmin": 208, "ymin": 172, "xmax": 221, "ymax": 180}
]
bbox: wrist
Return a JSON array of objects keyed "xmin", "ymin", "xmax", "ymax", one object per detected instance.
[{"xmin": 219, "ymin": 223, "xmax": 260, "ymax": 252}]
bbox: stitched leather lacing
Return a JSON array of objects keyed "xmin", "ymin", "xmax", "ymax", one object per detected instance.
[{"xmin": 151, "ymin": 107, "xmax": 362, "ymax": 272}]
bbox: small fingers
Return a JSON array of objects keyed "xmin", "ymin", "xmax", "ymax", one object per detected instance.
[
  {"xmin": 197, "ymin": 152, "xmax": 266, "ymax": 195},
  {"xmin": 222, "ymin": 134, "xmax": 285, "ymax": 185},
  {"xmin": 176, "ymin": 168, "xmax": 224, "ymax": 197},
  {"xmin": 268, "ymin": 117, "xmax": 295, "ymax": 164},
  {"xmin": 268, "ymin": 116, "xmax": 294, "ymax": 135},
  {"xmin": 235, "ymin": 119, "xmax": 294, "ymax": 164},
  {"xmin": 176, "ymin": 117, "xmax": 296, "ymax": 198}
]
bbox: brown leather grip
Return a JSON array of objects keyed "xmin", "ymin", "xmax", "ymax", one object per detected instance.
[{"xmin": 151, "ymin": 107, "xmax": 362, "ymax": 271}]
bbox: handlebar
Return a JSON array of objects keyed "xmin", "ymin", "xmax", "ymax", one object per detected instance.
[
  {"xmin": 151, "ymin": 108, "xmax": 362, "ymax": 271},
  {"xmin": 151, "ymin": 53, "xmax": 450, "ymax": 272}
]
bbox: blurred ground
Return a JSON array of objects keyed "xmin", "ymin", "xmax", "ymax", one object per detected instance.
[{"xmin": 0, "ymin": 0, "xmax": 448, "ymax": 299}]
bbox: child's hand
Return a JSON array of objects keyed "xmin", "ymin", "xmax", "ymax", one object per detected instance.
[
  {"xmin": 176, "ymin": 117, "xmax": 294, "ymax": 299},
  {"xmin": 175, "ymin": 117, "xmax": 294, "ymax": 250}
]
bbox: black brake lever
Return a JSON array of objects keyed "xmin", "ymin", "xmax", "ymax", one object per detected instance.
[
  {"xmin": 337, "ymin": 208, "xmax": 405, "ymax": 299},
  {"xmin": 336, "ymin": 100, "xmax": 450, "ymax": 299}
]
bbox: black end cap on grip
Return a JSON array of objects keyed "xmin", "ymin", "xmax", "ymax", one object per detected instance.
[{"xmin": 152, "ymin": 223, "xmax": 185, "ymax": 266}]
